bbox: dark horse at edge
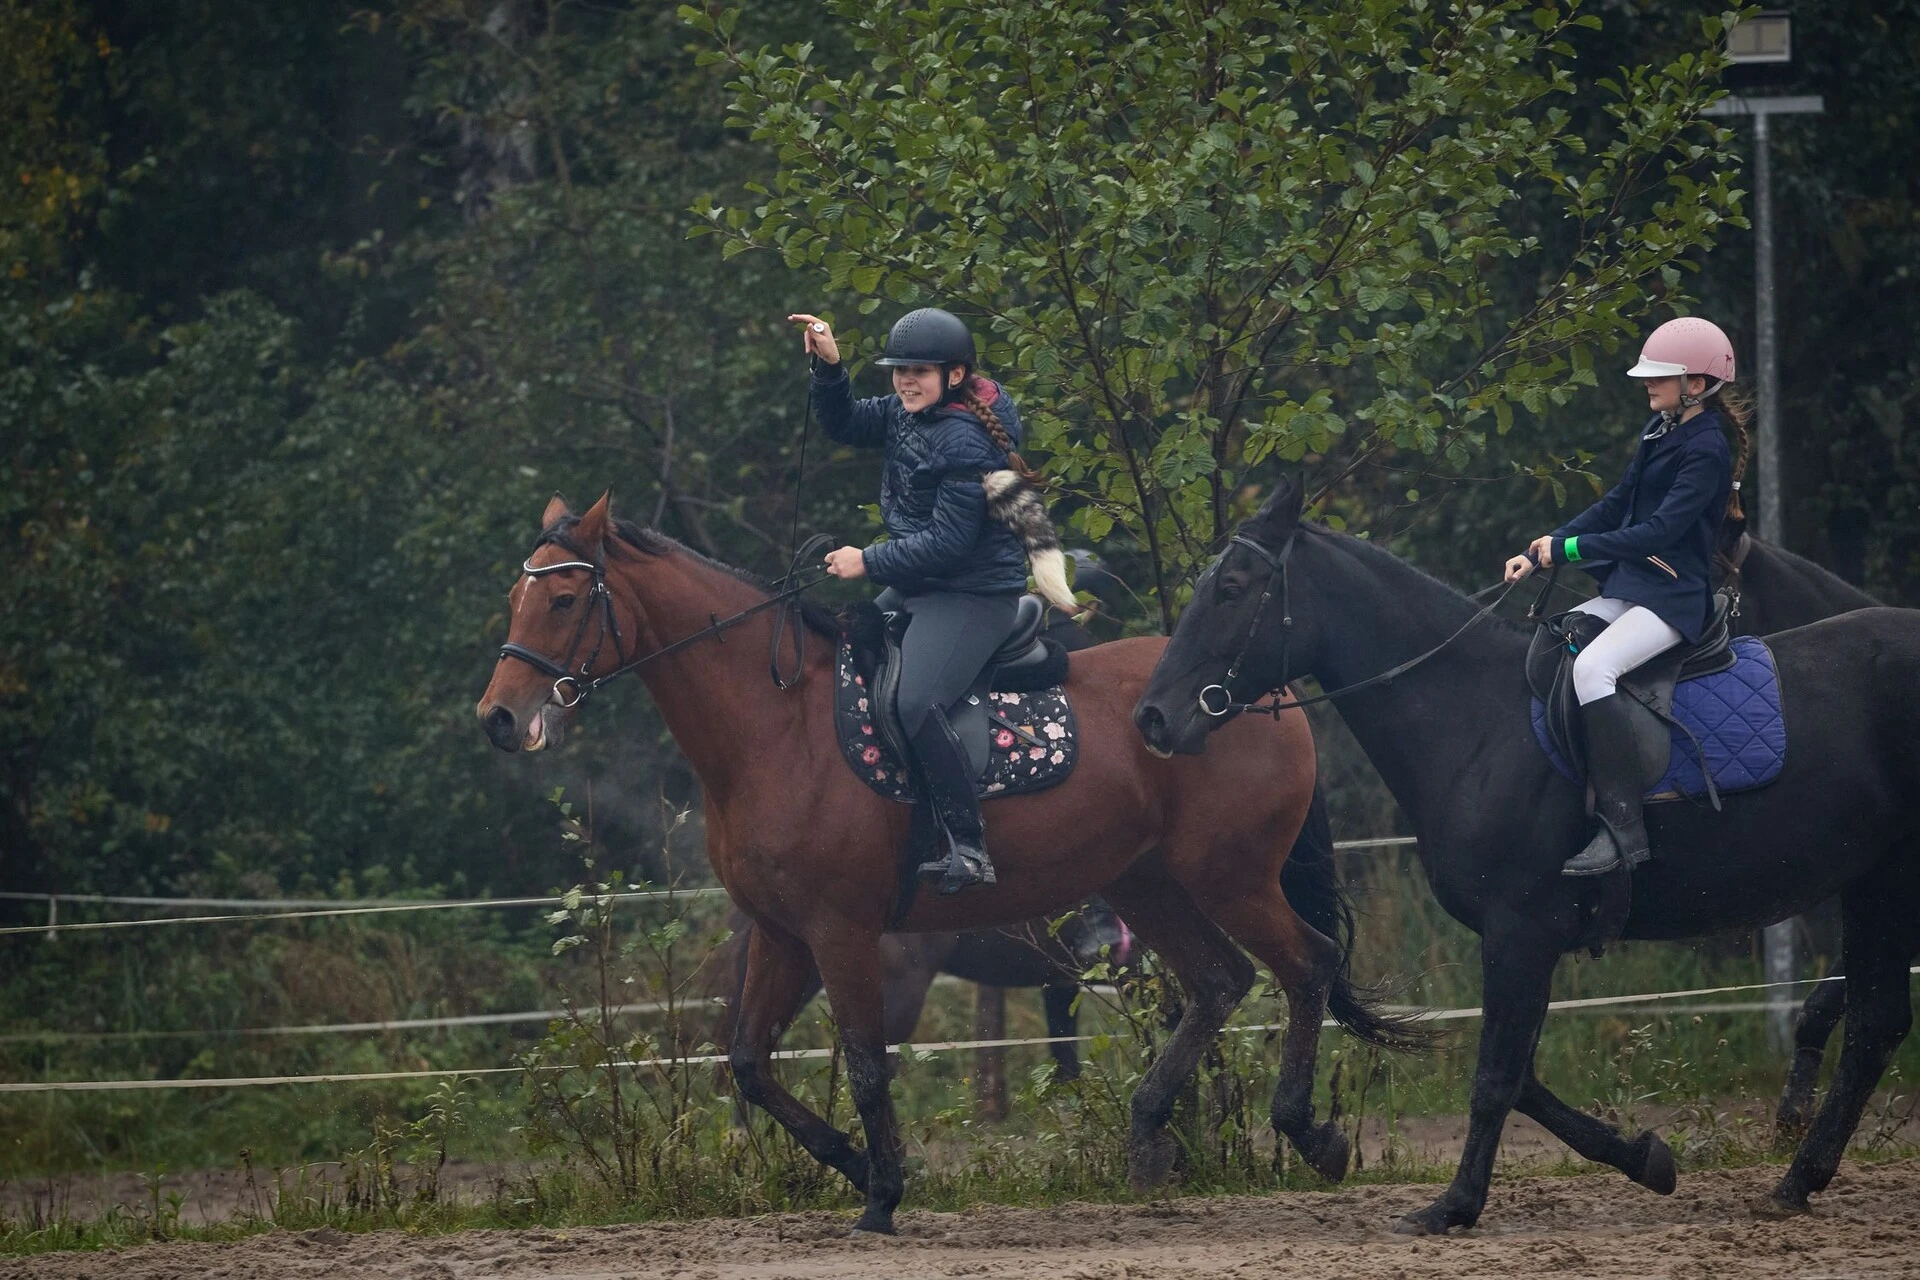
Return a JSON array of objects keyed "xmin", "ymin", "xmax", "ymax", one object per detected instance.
[
  {"xmin": 1136, "ymin": 482, "xmax": 1920, "ymax": 1233},
  {"xmin": 1715, "ymin": 518, "xmax": 1883, "ymax": 1141}
]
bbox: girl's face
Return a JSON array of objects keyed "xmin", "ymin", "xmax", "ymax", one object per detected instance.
[
  {"xmin": 1642, "ymin": 374, "xmax": 1708, "ymax": 416},
  {"xmin": 892, "ymin": 363, "xmax": 964, "ymax": 414}
]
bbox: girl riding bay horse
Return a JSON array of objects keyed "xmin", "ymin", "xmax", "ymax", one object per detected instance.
[
  {"xmin": 793, "ymin": 307, "xmax": 1076, "ymax": 895},
  {"xmin": 476, "ymin": 483, "xmax": 1419, "ymax": 1234}
]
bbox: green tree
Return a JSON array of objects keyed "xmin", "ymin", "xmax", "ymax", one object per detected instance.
[{"xmin": 692, "ymin": 0, "xmax": 1746, "ymax": 626}]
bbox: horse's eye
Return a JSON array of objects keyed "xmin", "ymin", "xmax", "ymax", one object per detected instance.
[
  {"xmin": 1220, "ymin": 582, "xmax": 1244, "ymax": 602},
  {"xmin": 551, "ymin": 594, "xmax": 576, "ymax": 612}
]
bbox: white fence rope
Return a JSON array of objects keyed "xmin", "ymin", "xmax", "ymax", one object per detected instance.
[
  {"xmin": 9, "ymin": 969, "xmax": 1909, "ymax": 1095},
  {"xmin": 0, "ymin": 836, "xmax": 1421, "ymax": 938},
  {"xmin": 0, "ymin": 888, "xmax": 732, "ymax": 939}
]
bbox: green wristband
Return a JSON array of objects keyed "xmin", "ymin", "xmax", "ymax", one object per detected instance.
[{"xmin": 1564, "ymin": 536, "xmax": 1581, "ymax": 563}]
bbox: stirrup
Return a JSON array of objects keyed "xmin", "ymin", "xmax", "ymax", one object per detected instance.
[
  {"xmin": 933, "ymin": 848, "xmax": 996, "ymax": 895},
  {"xmin": 1561, "ymin": 829, "xmax": 1623, "ymax": 877},
  {"xmin": 1562, "ymin": 825, "xmax": 1650, "ymax": 877}
]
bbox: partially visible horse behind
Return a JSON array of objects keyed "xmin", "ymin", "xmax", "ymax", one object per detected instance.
[
  {"xmin": 1715, "ymin": 518, "xmax": 1883, "ymax": 1139},
  {"xmin": 694, "ymin": 900, "xmax": 1134, "ymax": 1084},
  {"xmin": 477, "ymin": 493, "xmax": 1419, "ymax": 1233}
]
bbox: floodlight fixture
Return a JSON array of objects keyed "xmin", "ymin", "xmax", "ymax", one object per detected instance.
[{"xmin": 1727, "ymin": 11, "xmax": 1793, "ymax": 65}]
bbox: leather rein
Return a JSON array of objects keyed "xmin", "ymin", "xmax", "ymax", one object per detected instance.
[
  {"xmin": 498, "ymin": 532, "xmax": 834, "ymax": 711},
  {"xmin": 1195, "ymin": 530, "xmax": 1544, "ymax": 719}
]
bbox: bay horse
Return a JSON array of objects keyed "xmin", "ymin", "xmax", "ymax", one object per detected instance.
[
  {"xmin": 1135, "ymin": 480, "xmax": 1920, "ymax": 1234},
  {"xmin": 476, "ymin": 493, "xmax": 1415, "ymax": 1234}
]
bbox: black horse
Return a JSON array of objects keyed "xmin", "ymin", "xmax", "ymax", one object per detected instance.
[
  {"xmin": 1714, "ymin": 519, "xmax": 1882, "ymax": 1140},
  {"xmin": 1134, "ymin": 482, "xmax": 1920, "ymax": 1233}
]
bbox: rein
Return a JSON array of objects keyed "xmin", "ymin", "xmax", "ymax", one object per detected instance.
[
  {"xmin": 1196, "ymin": 533, "xmax": 1544, "ymax": 719},
  {"xmin": 499, "ymin": 541, "xmax": 832, "ymax": 711}
]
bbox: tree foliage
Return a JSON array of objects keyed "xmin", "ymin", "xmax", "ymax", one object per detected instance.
[{"xmin": 693, "ymin": 0, "xmax": 1746, "ymax": 622}]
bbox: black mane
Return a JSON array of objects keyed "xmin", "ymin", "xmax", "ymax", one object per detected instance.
[{"xmin": 535, "ymin": 515, "xmax": 843, "ymax": 640}]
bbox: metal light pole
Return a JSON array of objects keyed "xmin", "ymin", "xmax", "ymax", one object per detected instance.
[{"xmin": 1702, "ymin": 20, "xmax": 1823, "ymax": 1052}]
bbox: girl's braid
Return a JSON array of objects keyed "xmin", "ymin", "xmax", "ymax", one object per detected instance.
[
  {"xmin": 1709, "ymin": 383, "xmax": 1755, "ymax": 522},
  {"xmin": 963, "ymin": 379, "xmax": 1043, "ymax": 485}
]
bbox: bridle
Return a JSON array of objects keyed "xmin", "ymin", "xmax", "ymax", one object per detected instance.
[
  {"xmin": 1196, "ymin": 530, "xmax": 1298, "ymax": 719},
  {"xmin": 1193, "ymin": 527, "xmax": 1527, "ymax": 719},
  {"xmin": 497, "ymin": 533, "xmax": 833, "ymax": 711},
  {"xmin": 499, "ymin": 554, "xmax": 629, "ymax": 709}
]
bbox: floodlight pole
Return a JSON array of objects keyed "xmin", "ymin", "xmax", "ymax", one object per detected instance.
[{"xmin": 1702, "ymin": 92, "xmax": 1823, "ymax": 1054}]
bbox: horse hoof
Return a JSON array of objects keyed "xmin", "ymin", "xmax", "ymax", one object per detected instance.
[
  {"xmin": 1631, "ymin": 1131, "xmax": 1677, "ymax": 1195},
  {"xmin": 1391, "ymin": 1205, "xmax": 1457, "ymax": 1237},
  {"xmin": 851, "ymin": 1208, "xmax": 897, "ymax": 1235},
  {"xmin": 1302, "ymin": 1122, "xmax": 1351, "ymax": 1183},
  {"xmin": 1751, "ymin": 1191, "xmax": 1808, "ymax": 1220},
  {"xmin": 1127, "ymin": 1129, "xmax": 1178, "ymax": 1194}
]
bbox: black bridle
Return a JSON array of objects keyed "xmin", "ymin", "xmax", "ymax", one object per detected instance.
[
  {"xmin": 497, "ymin": 533, "xmax": 833, "ymax": 711},
  {"xmin": 1193, "ymin": 528, "xmax": 1533, "ymax": 719}
]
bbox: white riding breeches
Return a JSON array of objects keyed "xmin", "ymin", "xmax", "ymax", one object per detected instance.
[{"xmin": 1569, "ymin": 598, "xmax": 1685, "ymax": 706}]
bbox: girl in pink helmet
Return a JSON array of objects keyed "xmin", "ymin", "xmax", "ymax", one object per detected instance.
[{"xmin": 1503, "ymin": 317, "xmax": 1753, "ymax": 877}]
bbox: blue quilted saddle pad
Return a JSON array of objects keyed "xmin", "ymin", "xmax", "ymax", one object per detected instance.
[{"xmin": 1529, "ymin": 635, "xmax": 1786, "ymax": 803}]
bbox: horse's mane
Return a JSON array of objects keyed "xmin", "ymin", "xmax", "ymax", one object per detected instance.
[
  {"xmin": 537, "ymin": 515, "xmax": 843, "ymax": 640},
  {"xmin": 1294, "ymin": 522, "xmax": 1531, "ymax": 639}
]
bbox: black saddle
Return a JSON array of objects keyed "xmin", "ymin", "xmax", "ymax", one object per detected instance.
[
  {"xmin": 860, "ymin": 594, "xmax": 1069, "ymax": 780},
  {"xmin": 1525, "ymin": 591, "xmax": 1736, "ymax": 801}
]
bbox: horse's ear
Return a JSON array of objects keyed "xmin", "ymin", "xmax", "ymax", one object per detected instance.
[
  {"xmin": 541, "ymin": 492, "xmax": 571, "ymax": 531},
  {"xmin": 574, "ymin": 489, "xmax": 613, "ymax": 551},
  {"xmin": 1251, "ymin": 476, "xmax": 1304, "ymax": 534}
]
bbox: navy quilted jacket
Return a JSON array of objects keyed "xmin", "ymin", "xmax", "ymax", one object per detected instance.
[
  {"xmin": 1549, "ymin": 409, "xmax": 1734, "ymax": 642},
  {"xmin": 810, "ymin": 364, "xmax": 1029, "ymax": 596}
]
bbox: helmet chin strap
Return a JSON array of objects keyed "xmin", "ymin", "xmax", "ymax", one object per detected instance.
[{"xmin": 1657, "ymin": 376, "xmax": 1724, "ymax": 429}]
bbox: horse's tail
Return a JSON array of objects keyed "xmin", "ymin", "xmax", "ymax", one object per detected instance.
[{"xmin": 1278, "ymin": 780, "xmax": 1440, "ymax": 1053}]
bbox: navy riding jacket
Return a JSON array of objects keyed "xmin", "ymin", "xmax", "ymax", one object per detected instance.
[
  {"xmin": 810, "ymin": 363, "xmax": 1029, "ymax": 597},
  {"xmin": 1548, "ymin": 409, "xmax": 1734, "ymax": 642}
]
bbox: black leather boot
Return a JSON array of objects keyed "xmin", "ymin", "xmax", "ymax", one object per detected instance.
[
  {"xmin": 1562, "ymin": 692, "xmax": 1653, "ymax": 877},
  {"xmin": 910, "ymin": 705, "xmax": 996, "ymax": 895}
]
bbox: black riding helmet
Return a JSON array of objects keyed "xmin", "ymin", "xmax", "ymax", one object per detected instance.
[{"xmin": 872, "ymin": 307, "xmax": 976, "ymax": 371}]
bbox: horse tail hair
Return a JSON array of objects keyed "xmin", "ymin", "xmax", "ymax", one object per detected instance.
[
  {"xmin": 983, "ymin": 469, "xmax": 1078, "ymax": 613},
  {"xmin": 1277, "ymin": 776, "xmax": 1441, "ymax": 1054}
]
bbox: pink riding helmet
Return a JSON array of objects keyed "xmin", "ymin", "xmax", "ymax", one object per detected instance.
[{"xmin": 1627, "ymin": 317, "xmax": 1737, "ymax": 383}]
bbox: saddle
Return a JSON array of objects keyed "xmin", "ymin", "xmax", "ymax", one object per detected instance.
[
  {"xmin": 867, "ymin": 595, "xmax": 1064, "ymax": 777},
  {"xmin": 1526, "ymin": 592, "xmax": 1738, "ymax": 802}
]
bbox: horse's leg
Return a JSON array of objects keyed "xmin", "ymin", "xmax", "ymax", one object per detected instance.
[
  {"xmin": 1042, "ymin": 983, "xmax": 1081, "ymax": 1080},
  {"xmin": 1100, "ymin": 866, "xmax": 1255, "ymax": 1193},
  {"xmin": 1395, "ymin": 912, "xmax": 1561, "ymax": 1235},
  {"xmin": 1514, "ymin": 1071, "xmax": 1676, "ymax": 1193},
  {"xmin": 1775, "ymin": 967, "xmax": 1846, "ymax": 1147},
  {"xmin": 1180, "ymin": 873, "xmax": 1347, "ymax": 1181},
  {"xmin": 810, "ymin": 929, "xmax": 906, "ymax": 1235},
  {"xmin": 727, "ymin": 920, "xmax": 869, "ymax": 1193},
  {"xmin": 1760, "ymin": 879, "xmax": 1918, "ymax": 1217}
]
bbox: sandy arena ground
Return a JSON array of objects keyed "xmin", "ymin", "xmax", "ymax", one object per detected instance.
[{"xmin": 6, "ymin": 1158, "xmax": 1917, "ymax": 1280}]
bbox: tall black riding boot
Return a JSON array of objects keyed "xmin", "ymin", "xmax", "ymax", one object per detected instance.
[
  {"xmin": 909, "ymin": 705, "xmax": 996, "ymax": 895},
  {"xmin": 1562, "ymin": 692, "xmax": 1653, "ymax": 877}
]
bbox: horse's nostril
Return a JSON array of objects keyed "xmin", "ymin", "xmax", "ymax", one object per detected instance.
[{"xmin": 483, "ymin": 706, "xmax": 517, "ymax": 745}]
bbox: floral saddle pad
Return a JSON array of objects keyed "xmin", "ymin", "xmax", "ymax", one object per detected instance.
[{"xmin": 833, "ymin": 642, "xmax": 1079, "ymax": 803}]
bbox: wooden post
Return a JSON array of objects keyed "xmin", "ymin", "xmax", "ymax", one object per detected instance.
[{"xmin": 973, "ymin": 984, "xmax": 1008, "ymax": 1121}]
